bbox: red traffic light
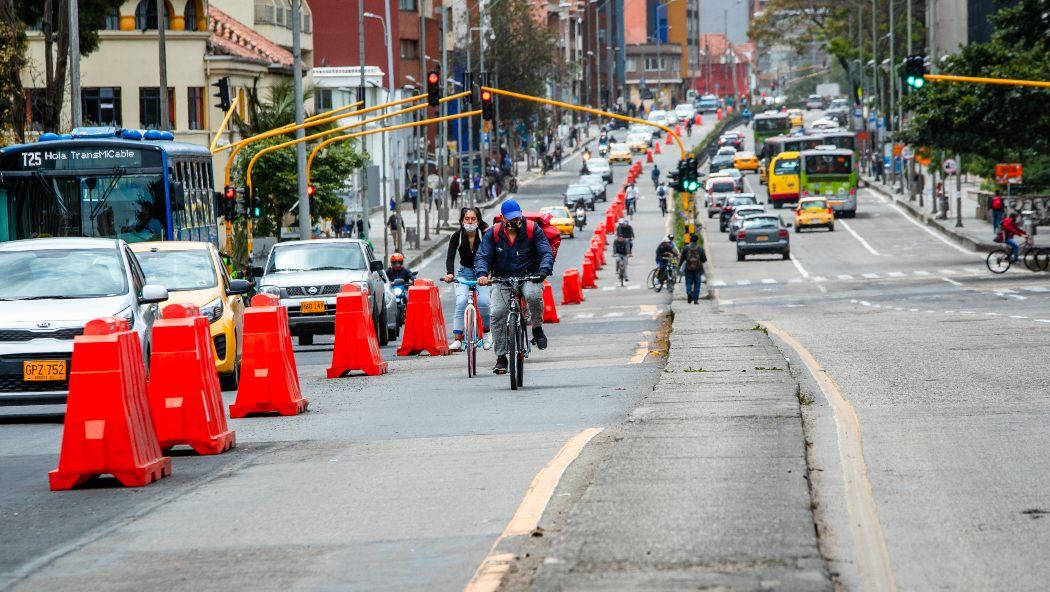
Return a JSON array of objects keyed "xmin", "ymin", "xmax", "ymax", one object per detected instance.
[
  {"xmin": 480, "ymin": 90, "xmax": 492, "ymax": 101},
  {"xmin": 307, "ymin": 184, "xmax": 316, "ymax": 197},
  {"xmin": 224, "ymin": 186, "xmax": 236, "ymax": 199},
  {"xmin": 428, "ymin": 72, "xmax": 440, "ymax": 84}
]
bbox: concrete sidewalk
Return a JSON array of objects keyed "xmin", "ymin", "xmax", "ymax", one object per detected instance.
[{"xmin": 525, "ymin": 301, "xmax": 830, "ymax": 590}]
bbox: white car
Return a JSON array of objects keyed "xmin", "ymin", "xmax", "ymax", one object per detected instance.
[
  {"xmin": 716, "ymin": 146, "xmax": 738, "ymax": 157},
  {"xmin": 0, "ymin": 238, "xmax": 169, "ymax": 408},
  {"xmin": 647, "ymin": 110, "xmax": 670, "ymax": 130},
  {"xmin": 674, "ymin": 103, "xmax": 697, "ymax": 122}
]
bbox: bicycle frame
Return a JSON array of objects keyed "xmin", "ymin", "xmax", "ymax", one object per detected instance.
[
  {"xmin": 455, "ymin": 278, "xmax": 483, "ymax": 377},
  {"xmin": 489, "ymin": 276, "xmax": 542, "ymax": 389}
]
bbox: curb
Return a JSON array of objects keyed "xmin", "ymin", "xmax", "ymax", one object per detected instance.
[{"xmin": 865, "ymin": 180, "xmax": 994, "ymax": 252}]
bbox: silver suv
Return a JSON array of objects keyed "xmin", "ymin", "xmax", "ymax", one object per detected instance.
[
  {"xmin": 254, "ymin": 239, "xmax": 399, "ymax": 346},
  {"xmin": 0, "ymin": 238, "xmax": 168, "ymax": 408}
]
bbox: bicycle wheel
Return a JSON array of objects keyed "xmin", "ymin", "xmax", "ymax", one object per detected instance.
[
  {"xmin": 464, "ymin": 306, "xmax": 477, "ymax": 378},
  {"xmin": 1038, "ymin": 249, "xmax": 1050, "ymax": 272},
  {"xmin": 617, "ymin": 259, "xmax": 625, "ymax": 286},
  {"xmin": 515, "ymin": 318, "xmax": 526, "ymax": 388},
  {"xmin": 508, "ymin": 312, "xmax": 520, "ymax": 390},
  {"xmin": 986, "ymin": 249, "xmax": 1012, "ymax": 274},
  {"xmin": 1023, "ymin": 247, "xmax": 1041, "ymax": 271}
]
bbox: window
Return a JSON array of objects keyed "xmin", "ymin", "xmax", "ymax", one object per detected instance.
[
  {"xmin": 104, "ymin": 7, "xmax": 120, "ymax": 30},
  {"xmin": 139, "ymin": 87, "xmax": 175, "ymax": 129},
  {"xmin": 315, "ymin": 89, "xmax": 333, "ymax": 112},
  {"xmin": 134, "ymin": 0, "xmax": 170, "ymax": 30},
  {"xmin": 303, "ymin": 11, "xmax": 312, "ymax": 33},
  {"xmin": 254, "ymin": 0, "xmax": 276, "ymax": 24},
  {"xmin": 625, "ymin": 58, "xmax": 637, "ymax": 72},
  {"xmin": 400, "ymin": 39, "xmax": 419, "ymax": 59},
  {"xmin": 187, "ymin": 87, "xmax": 205, "ymax": 130},
  {"xmin": 183, "ymin": 0, "xmax": 201, "ymax": 31},
  {"xmin": 644, "ymin": 57, "xmax": 666, "ymax": 71},
  {"xmin": 399, "ymin": 0, "xmax": 418, "ymax": 11},
  {"xmin": 82, "ymin": 87, "xmax": 123, "ymax": 126}
]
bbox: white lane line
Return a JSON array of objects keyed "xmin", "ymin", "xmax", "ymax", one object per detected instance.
[
  {"xmin": 838, "ymin": 274, "xmax": 854, "ymax": 280},
  {"xmin": 909, "ymin": 308, "xmax": 919, "ymax": 312},
  {"xmin": 1022, "ymin": 286, "xmax": 1050, "ymax": 292},
  {"xmin": 984, "ymin": 312, "xmax": 1000, "ymax": 316},
  {"xmin": 788, "ymin": 278, "xmax": 803, "ymax": 284},
  {"xmin": 575, "ymin": 313, "xmax": 594, "ymax": 319},
  {"xmin": 1010, "ymin": 315, "xmax": 1029, "ymax": 319},
  {"xmin": 761, "ymin": 278, "xmax": 777, "ymax": 284},
  {"xmin": 818, "ymin": 285, "xmax": 828, "ymax": 293},
  {"xmin": 942, "ymin": 277, "xmax": 963, "ymax": 287},
  {"xmin": 888, "ymin": 271, "xmax": 905, "ymax": 278},
  {"xmin": 790, "ymin": 255, "xmax": 811, "ymax": 279},
  {"xmin": 627, "ymin": 285, "xmax": 641, "ymax": 290},
  {"xmin": 601, "ymin": 286, "xmax": 616, "ymax": 291},
  {"xmin": 938, "ymin": 268, "xmax": 957, "ymax": 275},
  {"xmin": 860, "ymin": 300, "xmax": 872, "ymax": 307},
  {"xmin": 839, "ymin": 219, "xmax": 881, "ymax": 256},
  {"xmin": 604, "ymin": 312, "xmax": 625, "ymax": 317},
  {"xmin": 711, "ymin": 280, "xmax": 727, "ymax": 287},
  {"xmin": 737, "ymin": 279, "xmax": 752, "ymax": 286},
  {"xmin": 963, "ymin": 267, "xmax": 981, "ymax": 274},
  {"xmin": 862, "ymin": 273, "xmax": 880, "ymax": 279},
  {"xmin": 913, "ymin": 270, "xmax": 931, "ymax": 276},
  {"xmin": 887, "ymin": 201, "xmax": 975, "ymax": 256},
  {"xmin": 1036, "ymin": 319, "xmax": 1050, "ymax": 324},
  {"xmin": 813, "ymin": 276, "xmax": 828, "ymax": 282}
]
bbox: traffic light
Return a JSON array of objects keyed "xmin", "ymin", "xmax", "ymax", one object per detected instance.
[
  {"xmin": 212, "ymin": 77, "xmax": 231, "ymax": 112},
  {"xmin": 427, "ymin": 71, "xmax": 441, "ymax": 108},
  {"xmin": 904, "ymin": 55, "xmax": 926, "ymax": 90},
  {"xmin": 221, "ymin": 186, "xmax": 238, "ymax": 220},
  {"xmin": 480, "ymin": 89, "xmax": 494, "ymax": 120},
  {"xmin": 307, "ymin": 184, "xmax": 317, "ymax": 198}
]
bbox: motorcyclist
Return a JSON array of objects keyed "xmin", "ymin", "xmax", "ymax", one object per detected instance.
[
  {"xmin": 386, "ymin": 253, "xmax": 416, "ymax": 285},
  {"xmin": 573, "ymin": 198, "xmax": 588, "ymax": 228},
  {"xmin": 476, "ymin": 199, "xmax": 555, "ymax": 374},
  {"xmin": 615, "ymin": 217, "xmax": 635, "ymax": 256}
]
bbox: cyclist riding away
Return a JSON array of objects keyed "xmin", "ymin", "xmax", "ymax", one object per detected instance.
[
  {"xmin": 476, "ymin": 199, "xmax": 555, "ymax": 375},
  {"xmin": 442, "ymin": 207, "xmax": 492, "ymax": 351},
  {"xmin": 1002, "ymin": 212, "xmax": 1028, "ymax": 263},
  {"xmin": 615, "ymin": 217, "xmax": 635, "ymax": 256},
  {"xmin": 614, "ymin": 234, "xmax": 630, "ymax": 282},
  {"xmin": 656, "ymin": 182, "xmax": 668, "ymax": 216},
  {"xmin": 655, "ymin": 235, "xmax": 680, "ymax": 275},
  {"xmin": 625, "ymin": 183, "xmax": 638, "ymax": 215},
  {"xmin": 386, "ymin": 253, "xmax": 416, "ymax": 285},
  {"xmin": 651, "ymin": 165, "xmax": 661, "ymax": 190}
]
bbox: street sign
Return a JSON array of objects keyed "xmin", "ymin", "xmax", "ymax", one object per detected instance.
[
  {"xmin": 995, "ymin": 163, "xmax": 1023, "ymax": 185},
  {"xmin": 902, "ymin": 146, "xmax": 914, "ymax": 159},
  {"xmin": 942, "ymin": 158, "xmax": 958, "ymax": 175},
  {"xmin": 892, "ymin": 144, "xmax": 904, "ymax": 157}
]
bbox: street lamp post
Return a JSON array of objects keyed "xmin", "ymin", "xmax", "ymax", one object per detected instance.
[
  {"xmin": 364, "ymin": 9, "xmax": 395, "ymax": 259},
  {"xmin": 293, "ymin": 0, "xmax": 309, "ymax": 240}
]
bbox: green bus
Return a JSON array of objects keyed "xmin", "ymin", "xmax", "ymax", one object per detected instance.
[
  {"xmin": 752, "ymin": 112, "xmax": 791, "ymax": 150},
  {"xmin": 799, "ymin": 148, "xmax": 857, "ymax": 218}
]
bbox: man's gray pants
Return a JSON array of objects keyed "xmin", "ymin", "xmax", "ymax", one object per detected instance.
[{"xmin": 490, "ymin": 282, "xmax": 544, "ymax": 356}]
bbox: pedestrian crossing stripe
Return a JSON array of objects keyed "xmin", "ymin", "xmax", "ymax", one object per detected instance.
[
  {"xmin": 862, "ymin": 273, "xmax": 879, "ymax": 279},
  {"xmin": 761, "ymin": 278, "xmax": 776, "ymax": 284}
]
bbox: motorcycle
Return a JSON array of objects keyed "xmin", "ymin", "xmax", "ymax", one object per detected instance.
[
  {"xmin": 597, "ymin": 143, "xmax": 609, "ymax": 157},
  {"xmin": 391, "ymin": 279, "xmax": 410, "ymax": 327},
  {"xmin": 573, "ymin": 200, "xmax": 588, "ymax": 230}
]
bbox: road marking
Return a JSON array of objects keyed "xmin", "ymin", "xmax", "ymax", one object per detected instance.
[
  {"xmin": 938, "ymin": 268, "xmax": 957, "ymax": 275},
  {"xmin": 887, "ymin": 271, "xmax": 905, "ymax": 278},
  {"xmin": 627, "ymin": 285, "xmax": 641, "ymax": 290},
  {"xmin": 604, "ymin": 311, "xmax": 625, "ymax": 317},
  {"xmin": 913, "ymin": 270, "xmax": 930, "ymax": 276},
  {"xmin": 942, "ymin": 277, "xmax": 963, "ymax": 287},
  {"xmin": 1036, "ymin": 319, "xmax": 1050, "ymax": 324},
  {"xmin": 818, "ymin": 285, "xmax": 828, "ymax": 293},
  {"xmin": 862, "ymin": 273, "xmax": 880, "ymax": 279},
  {"xmin": 909, "ymin": 308, "xmax": 919, "ymax": 312},
  {"xmin": 887, "ymin": 201, "xmax": 975, "ymax": 256},
  {"xmin": 839, "ymin": 220, "xmax": 880, "ymax": 256},
  {"xmin": 601, "ymin": 286, "xmax": 616, "ymax": 291},
  {"xmin": 1023, "ymin": 286, "xmax": 1050, "ymax": 292},
  {"xmin": 761, "ymin": 278, "xmax": 777, "ymax": 284},
  {"xmin": 737, "ymin": 279, "xmax": 752, "ymax": 286},
  {"xmin": 984, "ymin": 312, "xmax": 1000, "ymax": 316},
  {"xmin": 838, "ymin": 274, "xmax": 854, "ymax": 280},
  {"xmin": 711, "ymin": 280, "xmax": 727, "ymax": 287},
  {"xmin": 762, "ymin": 322, "xmax": 897, "ymax": 592},
  {"xmin": 788, "ymin": 278, "xmax": 803, "ymax": 284},
  {"xmin": 859, "ymin": 300, "xmax": 871, "ymax": 307},
  {"xmin": 1010, "ymin": 315, "xmax": 1029, "ymax": 319},
  {"xmin": 790, "ymin": 255, "xmax": 811, "ymax": 279},
  {"xmin": 963, "ymin": 267, "xmax": 981, "ymax": 274},
  {"xmin": 629, "ymin": 341, "xmax": 650, "ymax": 364},
  {"xmin": 464, "ymin": 428, "xmax": 604, "ymax": 592},
  {"xmin": 574, "ymin": 313, "xmax": 594, "ymax": 319}
]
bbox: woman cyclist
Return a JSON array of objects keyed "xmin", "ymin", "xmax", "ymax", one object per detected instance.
[{"xmin": 442, "ymin": 207, "xmax": 492, "ymax": 351}]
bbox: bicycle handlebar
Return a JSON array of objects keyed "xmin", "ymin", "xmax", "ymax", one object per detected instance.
[
  {"xmin": 454, "ymin": 277, "xmax": 479, "ymax": 288},
  {"xmin": 488, "ymin": 275, "xmax": 545, "ymax": 286}
]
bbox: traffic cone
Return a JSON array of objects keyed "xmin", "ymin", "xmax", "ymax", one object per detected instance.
[
  {"xmin": 646, "ymin": 149, "xmax": 653, "ymax": 163},
  {"xmin": 328, "ymin": 284, "xmax": 388, "ymax": 378},
  {"xmin": 654, "ymin": 141, "xmax": 662, "ymax": 155},
  {"xmin": 49, "ymin": 318, "xmax": 172, "ymax": 490},
  {"xmin": 147, "ymin": 303, "xmax": 235, "ymax": 455},
  {"xmin": 581, "ymin": 255, "xmax": 598, "ymax": 288},
  {"xmin": 674, "ymin": 124, "xmax": 681, "ymax": 136},
  {"xmin": 541, "ymin": 281, "xmax": 560, "ymax": 323},
  {"xmin": 397, "ymin": 282, "xmax": 451, "ymax": 356},
  {"xmin": 229, "ymin": 294, "xmax": 308, "ymax": 418},
  {"xmin": 716, "ymin": 108, "xmax": 723, "ymax": 121},
  {"xmin": 606, "ymin": 211, "xmax": 615, "ymax": 230},
  {"xmin": 665, "ymin": 133, "xmax": 672, "ymax": 145},
  {"xmin": 561, "ymin": 269, "xmax": 585, "ymax": 304},
  {"xmin": 694, "ymin": 114, "xmax": 702, "ymax": 125}
]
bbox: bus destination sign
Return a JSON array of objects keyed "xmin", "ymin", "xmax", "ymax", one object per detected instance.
[{"xmin": 0, "ymin": 145, "xmax": 162, "ymax": 172}]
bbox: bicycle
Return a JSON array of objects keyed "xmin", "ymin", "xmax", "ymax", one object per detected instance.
[
  {"xmin": 616, "ymin": 253, "xmax": 628, "ymax": 286},
  {"xmin": 647, "ymin": 256, "xmax": 678, "ymax": 292},
  {"xmin": 490, "ymin": 275, "xmax": 544, "ymax": 390},
  {"xmin": 455, "ymin": 278, "xmax": 484, "ymax": 377},
  {"xmin": 987, "ymin": 235, "xmax": 1035, "ymax": 274}
]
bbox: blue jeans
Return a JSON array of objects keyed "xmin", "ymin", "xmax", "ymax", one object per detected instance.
[
  {"xmin": 1005, "ymin": 237, "xmax": 1020, "ymax": 262},
  {"xmin": 453, "ymin": 266, "xmax": 491, "ymax": 336},
  {"xmin": 683, "ymin": 271, "xmax": 703, "ymax": 302},
  {"xmin": 992, "ymin": 210, "xmax": 1004, "ymax": 233}
]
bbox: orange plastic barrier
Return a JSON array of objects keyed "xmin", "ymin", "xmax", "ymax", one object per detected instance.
[
  {"xmin": 664, "ymin": 133, "xmax": 672, "ymax": 145},
  {"xmin": 694, "ymin": 114, "xmax": 702, "ymax": 125},
  {"xmin": 229, "ymin": 294, "xmax": 308, "ymax": 418},
  {"xmin": 328, "ymin": 284, "xmax": 388, "ymax": 377},
  {"xmin": 654, "ymin": 141, "xmax": 662, "ymax": 154},
  {"xmin": 716, "ymin": 108, "xmax": 723, "ymax": 121},
  {"xmin": 591, "ymin": 242, "xmax": 606, "ymax": 267},
  {"xmin": 561, "ymin": 269, "xmax": 585, "ymax": 304},
  {"xmin": 50, "ymin": 318, "xmax": 171, "ymax": 490},
  {"xmin": 541, "ymin": 280, "xmax": 560, "ymax": 323},
  {"xmin": 147, "ymin": 304, "xmax": 235, "ymax": 455},
  {"xmin": 581, "ymin": 255, "xmax": 598, "ymax": 288},
  {"xmin": 605, "ymin": 212, "xmax": 615, "ymax": 231},
  {"xmin": 674, "ymin": 124, "xmax": 681, "ymax": 136},
  {"xmin": 646, "ymin": 149, "xmax": 653, "ymax": 163},
  {"xmin": 397, "ymin": 282, "xmax": 451, "ymax": 356}
]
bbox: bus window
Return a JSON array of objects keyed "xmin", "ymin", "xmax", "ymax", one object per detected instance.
[
  {"xmin": 773, "ymin": 158, "xmax": 800, "ymax": 175},
  {"xmin": 804, "ymin": 154, "xmax": 852, "ymax": 175}
]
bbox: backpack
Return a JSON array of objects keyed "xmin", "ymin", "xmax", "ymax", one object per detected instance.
[
  {"xmin": 684, "ymin": 246, "xmax": 706, "ymax": 272},
  {"xmin": 991, "ymin": 196, "xmax": 1004, "ymax": 211},
  {"xmin": 492, "ymin": 212, "xmax": 563, "ymax": 260},
  {"xmin": 613, "ymin": 237, "xmax": 630, "ymax": 255},
  {"xmin": 657, "ymin": 186, "xmax": 667, "ymax": 199}
]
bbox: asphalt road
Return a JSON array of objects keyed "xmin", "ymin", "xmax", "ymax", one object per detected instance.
[
  {"xmin": 0, "ymin": 124, "xmax": 706, "ymax": 592},
  {"xmin": 704, "ymin": 110, "xmax": 1050, "ymax": 591}
]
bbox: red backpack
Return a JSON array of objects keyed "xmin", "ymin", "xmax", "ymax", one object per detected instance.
[
  {"xmin": 991, "ymin": 195, "xmax": 1004, "ymax": 211},
  {"xmin": 492, "ymin": 211, "xmax": 563, "ymax": 260}
]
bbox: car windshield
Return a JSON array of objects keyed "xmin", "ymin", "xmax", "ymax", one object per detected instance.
[
  {"xmin": 580, "ymin": 175, "xmax": 603, "ymax": 185},
  {"xmin": 801, "ymin": 200, "xmax": 829, "ymax": 209},
  {"xmin": 743, "ymin": 217, "xmax": 780, "ymax": 229},
  {"xmin": 627, "ymin": 134, "xmax": 647, "ymax": 143},
  {"xmin": 709, "ymin": 182, "xmax": 736, "ymax": 193},
  {"xmin": 675, "ymin": 105, "xmax": 693, "ymax": 113},
  {"xmin": 544, "ymin": 207, "xmax": 570, "ymax": 218},
  {"xmin": 267, "ymin": 243, "xmax": 366, "ymax": 273},
  {"xmin": 737, "ymin": 207, "xmax": 764, "ymax": 216},
  {"xmin": 774, "ymin": 158, "xmax": 800, "ymax": 175},
  {"xmin": 611, "ymin": 143, "xmax": 629, "ymax": 152},
  {"xmin": 0, "ymin": 247, "xmax": 128, "ymax": 299},
  {"xmin": 136, "ymin": 249, "xmax": 217, "ymax": 291},
  {"xmin": 717, "ymin": 148, "xmax": 736, "ymax": 155},
  {"xmin": 730, "ymin": 197, "xmax": 757, "ymax": 206},
  {"xmin": 567, "ymin": 185, "xmax": 592, "ymax": 196}
]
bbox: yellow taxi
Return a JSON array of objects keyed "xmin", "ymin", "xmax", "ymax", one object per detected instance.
[
  {"xmin": 787, "ymin": 108, "xmax": 804, "ymax": 128},
  {"xmin": 541, "ymin": 206, "xmax": 575, "ymax": 238},
  {"xmin": 131, "ymin": 241, "xmax": 250, "ymax": 389},
  {"xmin": 733, "ymin": 150, "xmax": 760, "ymax": 172},
  {"xmin": 608, "ymin": 142, "xmax": 632, "ymax": 163},
  {"xmin": 794, "ymin": 197, "xmax": 836, "ymax": 232}
]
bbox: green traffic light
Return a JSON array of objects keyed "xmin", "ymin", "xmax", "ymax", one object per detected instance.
[{"xmin": 913, "ymin": 77, "xmax": 925, "ymax": 88}]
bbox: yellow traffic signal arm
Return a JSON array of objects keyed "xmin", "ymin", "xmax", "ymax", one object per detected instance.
[
  {"xmin": 209, "ymin": 88, "xmax": 243, "ymax": 153},
  {"xmin": 303, "ymin": 110, "xmax": 483, "ymax": 186},
  {"xmin": 480, "ymin": 86, "xmax": 686, "ymax": 157},
  {"xmin": 244, "ymin": 92, "xmax": 471, "ymax": 193},
  {"xmin": 924, "ymin": 73, "xmax": 1050, "ymax": 89}
]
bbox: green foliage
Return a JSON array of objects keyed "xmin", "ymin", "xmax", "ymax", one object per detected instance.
[
  {"xmin": 232, "ymin": 136, "xmax": 365, "ymax": 238},
  {"xmin": 0, "ymin": 0, "xmax": 28, "ymax": 142},
  {"xmin": 481, "ymin": 0, "xmax": 557, "ymax": 122},
  {"xmin": 234, "ymin": 79, "xmax": 315, "ymax": 136},
  {"xmin": 900, "ymin": 0, "xmax": 1050, "ymax": 188}
]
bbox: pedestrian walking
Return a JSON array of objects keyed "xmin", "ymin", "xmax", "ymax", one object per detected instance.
[
  {"xmin": 388, "ymin": 213, "xmax": 403, "ymax": 252},
  {"xmin": 991, "ymin": 193, "xmax": 1006, "ymax": 237},
  {"xmin": 679, "ymin": 235, "xmax": 707, "ymax": 304},
  {"xmin": 450, "ymin": 176, "xmax": 462, "ymax": 207}
]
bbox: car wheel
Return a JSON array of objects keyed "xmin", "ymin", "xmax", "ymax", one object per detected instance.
[
  {"xmin": 829, "ymin": 224, "xmax": 835, "ymax": 231},
  {"xmin": 570, "ymin": 232, "xmax": 575, "ymax": 239},
  {"xmin": 795, "ymin": 225, "xmax": 802, "ymax": 233},
  {"xmin": 299, "ymin": 332, "xmax": 314, "ymax": 346},
  {"xmin": 783, "ymin": 251, "xmax": 791, "ymax": 260},
  {"xmin": 219, "ymin": 359, "xmax": 239, "ymax": 391},
  {"xmin": 377, "ymin": 304, "xmax": 390, "ymax": 346},
  {"xmin": 772, "ymin": 201, "xmax": 782, "ymax": 209},
  {"xmin": 737, "ymin": 251, "xmax": 745, "ymax": 262}
]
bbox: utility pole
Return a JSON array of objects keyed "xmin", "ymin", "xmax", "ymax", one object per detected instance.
[
  {"xmin": 69, "ymin": 0, "xmax": 82, "ymax": 128},
  {"xmin": 440, "ymin": 5, "xmax": 448, "ymax": 218},
  {"xmin": 418, "ymin": 8, "xmax": 426, "ymax": 245},
  {"xmin": 928, "ymin": 0, "xmax": 937, "ymax": 74},
  {"xmin": 382, "ymin": 0, "xmax": 395, "ymax": 256},
  {"xmin": 358, "ymin": 0, "xmax": 369, "ymax": 241},
  {"xmin": 871, "ymin": 0, "xmax": 877, "ymax": 134},
  {"xmin": 293, "ymin": 0, "xmax": 310, "ymax": 240},
  {"xmin": 888, "ymin": 0, "xmax": 894, "ymax": 133},
  {"xmin": 158, "ymin": 0, "xmax": 170, "ymax": 130}
]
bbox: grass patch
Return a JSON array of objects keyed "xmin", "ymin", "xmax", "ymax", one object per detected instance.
[
  {"xmin": 751, "ymin": 323, "xmax": 768, "ymax": 334},
  {"xmin": 683, "ymin": 367, "xmax": 707, "ymax": 373},
  {"xmin": 754, "ymin": 366, "xmax": 782, "ymax": 371},
  {"xmin": 795, "ymin": 384, "xmax": 814, "ymax": 406}
]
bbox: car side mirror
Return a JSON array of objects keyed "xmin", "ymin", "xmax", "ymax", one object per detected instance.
[
  {"xmin": 249, "ymin": 266, "xmax": 265, "ymax": 278},
  {"xmin": 370, "ymin": 260, "xmax": 385, "ymax": 273},
  {"xmin": 227, "ymin": 279, "xmax": 251, "ymax": 295},
  {"xmin": 139, "ymin": 284, "xmax": 169, "ymax": 305}
]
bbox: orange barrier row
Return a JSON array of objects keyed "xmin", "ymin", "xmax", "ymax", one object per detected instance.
[
  {"xmin": 541, "ymin": 280, "xmax": 560, "ymax": 323},
  {"xmin": 328, "ymin": 284, "xmax": 388, "ymax": 377},
  {"xmin": 562, "ymin": 269, "xmax": 585, "ymax": 304},
  {"xmin": 581, "ymin": 255, "xmax": 597, "ymax": 288}
]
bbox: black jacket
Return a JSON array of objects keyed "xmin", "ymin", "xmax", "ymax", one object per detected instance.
[{"xmin": 445, "ymin": 227, "xmax": 486, "ymax": 275}]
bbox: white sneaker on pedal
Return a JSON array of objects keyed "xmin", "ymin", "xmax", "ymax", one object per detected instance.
[
  {"xmin": 449, "ymin": 339, "xmax": 463, "ymax": 351},
  {"xmin": 482, "ymin": 336, "xmax": 493, "ymax": 350}
]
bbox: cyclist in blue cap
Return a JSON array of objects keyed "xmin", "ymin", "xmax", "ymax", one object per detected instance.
[{"xmin": 476, "ymin": 199, "xmax": 555, "ymax": 374}]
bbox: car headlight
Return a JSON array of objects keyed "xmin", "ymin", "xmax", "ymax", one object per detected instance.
[
  {"xmin": 116, "ymin": 306, "xmax": 136, "ymax": 329},
  {"xmin": 260, "ymin": 285, "xmax": 281, "ymax": 296},
  {"xmin": 200, "ymin": 297, "xmax": 224, "ymax": 324}
]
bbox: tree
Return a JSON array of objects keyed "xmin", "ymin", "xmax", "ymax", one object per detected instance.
[
  {"xmin": 0, "ymin": 0, "xmax": 28, "ymax": 143},
  {"xmin": 233, "ymin": 78, "xmax": 313, "ymax": 136},
  {"xmin": 479, "ymin": 0, "xmax": 557, "ymax": 122},
  {"xmin": 13, "ymin": 0, "xmax": 123, "ymax": 131}
]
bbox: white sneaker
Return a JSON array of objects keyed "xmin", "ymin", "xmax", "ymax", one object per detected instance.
[
  {"xmin": 483, "ymin": 336, "xmax": 493, "ymax": 350},
  {"xmin": 449, "ymin": 339, "xmax": 463, "ymax": 351}
]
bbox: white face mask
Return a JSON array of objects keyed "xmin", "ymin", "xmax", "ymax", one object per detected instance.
[{"xmin": 463, "ymin": 223, "xmax": 479, "ymax": 233}]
